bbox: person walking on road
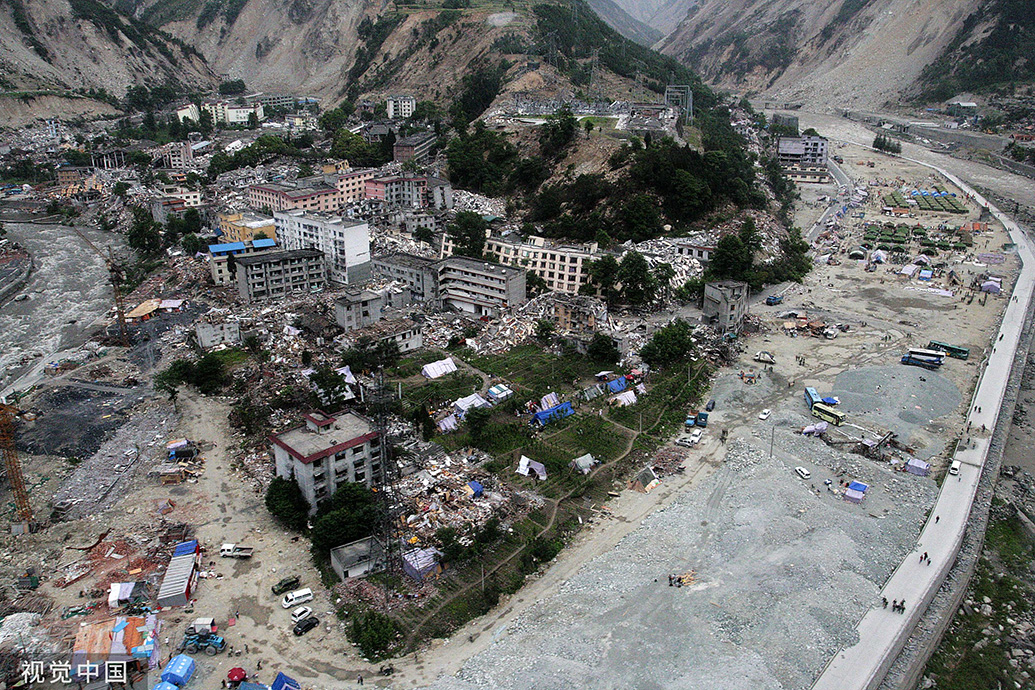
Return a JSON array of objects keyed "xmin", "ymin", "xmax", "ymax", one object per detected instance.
[
  {"xmin": 882, "ymin": 597, "xmax": 888, "ymax": 609},
  {"xmin": 935, "ymin": 515, "xmax": 940, "ymax": 524}
]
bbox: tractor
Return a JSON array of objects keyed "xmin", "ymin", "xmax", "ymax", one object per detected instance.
[{"xmin": 180, "ymin": 630, "xmax": 227, "ymax": 656}]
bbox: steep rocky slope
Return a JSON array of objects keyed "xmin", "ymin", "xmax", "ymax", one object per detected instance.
[
  {"xmin": 0, "ymin": 0, "xmax": 215, "ymax": 96},
  {"xmin": 585, "ymin": 0, "xmax": 662, "ymax": 46},
  {"xmin": 606, "ymin": 0, "xmax": 692, "ymax": 37},
  {"xmin": 656, "ymin": 0, "xmax": 984, "ymax": 109}
]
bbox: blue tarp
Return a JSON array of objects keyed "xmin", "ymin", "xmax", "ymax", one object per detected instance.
[
  {"xmin": 606, "ymin": 378, "xmax": 627, "ymax": 393},
  {"xmin": 172, "ymin": 540, "xmax": 198, "ymax": 556},
  {"xmin": 272, "ymin": 672, "xmax": 302, "ymax": 690},
  {"xmin": 154, "ymin": 682, "xmax": 179, "ymax": 690},
  {"xmin": 252, "ymin": 238, "xmax": 277, "ymax": 249},
  {"xmin": 532, "ymin": 401, "xmax": 574, "ymax": 426},
  {"xmin": 848, "ymin": 481, "xmax": 868, "ymax": 493},
  {"xmin": 160, "ymin": 655, "xmax": 195, "ymax": 686},
  {"xmin": 468, "ymin": 480, "xmax": 483, "ymax": 497},
  {"xmin": 821, "ymin": 397, "xmax": 838, "ymax": 405},
  {"xmin": 239, "ymin": 683, "xmax": 267, "ymax": 690}
]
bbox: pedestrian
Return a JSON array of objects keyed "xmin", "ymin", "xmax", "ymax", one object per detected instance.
[
  {"xmin": 900, "ymin": 599, "xmax": 906, "ymax": 612},
  {"xmin": 245, "ymin": 644, "xmax": 249, "ymax": 654},
  {"xmin": 882, "ymin": 597, "xmax": 888, "ymax": 608},
  {"xmin": 892, "ymin": 599, "xmax": 898, "ymax": 611},
  {"xmin": 935, "ymin": 515, "xmax": 939, "ymax": 524},
  {"xmin": 257, "ymin": 660, "xmax": 262, "ymax": 671},
  {"xmin": 923, "ymin": 552, "xmax": 928, "ymax": 561},
  {"xmin": 919, "ymin": 553, "xmax": 924, "ymax": 563},
  {"xmin": 357, "ymin": 675, "xmax": 364, "ymax": 685},
  {"xmin": 222, "ymin": 681, "xmax": 227, "ymax": 689}
]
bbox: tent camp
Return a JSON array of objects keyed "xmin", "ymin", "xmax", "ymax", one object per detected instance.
[
  {"xmin": 844, "ymin": 481, "xmax": 868, "ymax": 504},
  {"xmin": 422, "ymin": 358, "xmax": 458, "ymax": 379},
  {"xmin": 437, "ymin": 415, "xmax": 458, "ymax": 432},
  {"xmin": 487, "ymin": 384, "xmax": 513, "ymax": 403},
  {"xmin": 539, "ymin": 392, "xmax": 560, "ymax": 409},
  {"xmin": 403, "ymin": 547, "xmax": 445, "ymax": 581},
  {"xmin": 272, "ymin": 673, "xmax": 302, "ymax": 690},
  {"xmin": 516, "ymin": 456, "xmax": 547, "ymax": 480}
]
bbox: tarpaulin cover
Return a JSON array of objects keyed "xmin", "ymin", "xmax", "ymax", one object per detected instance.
[
  {"xmin": 848, "ymin": 481, "xmax": 868, "ymax": 492},
  {"xmin": 821, "ymin": 397, "xmax": 839, "ymax": 405},
  {"xmin": 166, "ymin": 439, "xmax": 190, "ymax": 450},
  {"xmin": 160, "ymin": 655, "xmax": 195, "ymax": 686},
  {"xmin": 172, "ymin": 541, "xmax": 198, "ymax": 556},
  {"xmin": 437, "ymin": 415, "xmax": 458, "ymax": 432},
  {"xmin": 540, "ymin": 392, "xmax": 560, "ymax": 409},
  {"xmin": 454, "ymin": 393, "xmax": 490, "ymax": 417},
  {"xmin": 572, "ymin": 453, "xmax": 596, "ymax": 474},
  {"xmin": 981, "ymin": 281, "xmax": 1001, "ymax": 294},
  {"xmin": 610, "ymin": 390, "xmax": 637, "ymax": 406},
  {"xmin": 467, "ymin": 480, "xmax": 483, "ymax": 497},
  {"xmin": 272, "ymin": 673, "xmax": 302, "ymax": 690},
  {"xmin": 335, "ymin": 365, "xmax": 357, "ymax": 384},
  {"xmin": 607, "ymin": 378, "xmax": 627, "ymax": 393},
  {"xmin": 516, "ymin": 456, "xmax": 547, "ymax": 479},
  {"xmin": 532, "ymin": 401, "xmax": 574, "ymax": 426},
  {"xmin": 154, "ymin": 682, "xmax": 179, "ymax": 690},
  {"xmin": 422, "ymin": 358, "xmax": 457, "ymax": 379},
  {"xmin": 582, "ymin": 385, "xmax": 603, "ymax": 400},
  {"xmin": 487, "ymin": 384, "xmax": 513, "ymax": 401}
]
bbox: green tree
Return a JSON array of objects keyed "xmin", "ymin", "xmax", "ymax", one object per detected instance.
[
  {"xmin": 525, "ymin": 270, "xmax": 548, "ymax": 297},
  {"xmin": 411, "ymin": 404, "xmax": 436, "ymax": 440},
  {"xmin": 265, "ymin": 476, "xmax": 309, "ymax": 531},
  {"xmin": 351, "ymin": 611, "xmax": 399, "ymax": 659},
  {"xmin": 128, "ymin": 207, "xmax": 162, "ymax": 253},
  {"xmin": 466, "ymin": 406, "xmax": 492, "ymax": 448},
  {"xmin": 183, "ymin": 207, "xmax": 202, "ymax": 235},
  {"xmin": 617, "ymin": 250, "xmax": 657, "ymax": 306},
  {"xmin": 583, "ymin": 118, "xmax": 594, "ymax": 138},
  {"xmin": 309, "ymin": 367, "xmax": 351, "ymax": 408},
  {"xmin": 580, "ymin": 255, "xmax": 620, "ymax": 305},
  {"xmin": 247, "ymin": 112, "xmax": 258, "ymax": 129},
  {"xmin": 413, "ymin": 226, "xmax": 435, "ymax": 245},
  {"xmin": 534, "ymin": 318, "xmax": 555, "ymax": 343},
  {"xmin": 181, "ymin": 233, "xmax": 205, "ymax": 255},
  {"xmin": 310, "ymin": 483, "xmax": 378, "ymax": 553},
  {"xmin": 618, "ymin": 193, "xmax": 661, "ymax": 242},
  {"xmin": 447, "ymin": 211, "xmax": 487, "ymax": 259},
  {"xmin": 219, "ymin": 79, "xmax": 247, "ymax": 95},
  {"xmin": 330, "ymin": 130, "xmax": 382, "ymax": 166},
  {"xmin": 538, "ymin": 107, "xmax": 577, "ymax": 158},
  {"xmin": 587, "ymin": 333, "xmax": 620, "ymax": 364},
  {"xmin": 639, "ymin": 319, "xmax": 697, "ymax": 368},
  {"xmin": 113, "ymin": 181, "xmax": 130, "ymax": 197},
  {"xmin": 709, "ymin": 233, "xmax": 752, "ymax": 281}
]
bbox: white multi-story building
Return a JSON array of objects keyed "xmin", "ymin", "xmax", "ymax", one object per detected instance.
[
  {"xmin": 201, "ymin": 101, "xmax": 265, "ymax": 125},
  {"xmin": 274, "ymin": 210, "xmax": 371, "ymax": 284},
  {"xmin": 386, "ymin": 95, "xmax": 416, "ymax": 120},
  {"xmin": 175, "ymin": 103, "xmax": 200, "ymax": 123}
]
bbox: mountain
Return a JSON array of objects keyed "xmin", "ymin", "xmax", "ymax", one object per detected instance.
[
  {"xmin": 585, "ymin": 0, "xmax": 662, "ymax": 46},
  {"xmin": 655, "ymin": 0, "xmax": 986, "ymax": 109},
  {"xmin": 604, "ymin": 0, "xmax": 692, "ymax": 37},
  {"xmin": 0, "ymin": 0, "xmax": 215, "ymax": 99}
]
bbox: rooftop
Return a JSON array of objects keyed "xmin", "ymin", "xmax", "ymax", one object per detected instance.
[
  {"xmin": 439, "ymin": 255, "xmax": 524, "ymax": 277},
  {"xmin": 236, "ymin": 248, "xmax": 323, "ymax": 266},
  {"xmin": 375, "ymin": 252, "xmax": 436, "ymax": 270},
  {"xmin": 271, "ymin": 411, "xmax": 377, "ymax": 464}
]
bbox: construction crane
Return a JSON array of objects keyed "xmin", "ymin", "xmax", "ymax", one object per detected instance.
[{"xmin": 0, "ymin": 402, "xmax": 33, "ymax": 528}]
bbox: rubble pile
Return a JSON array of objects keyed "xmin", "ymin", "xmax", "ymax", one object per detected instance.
[
  {"xmin": 452, "ymin": 191, "xmax": 506, "ymax": 218},
  {"xmin": 627, "ymin": 238, "xmax": 703, "ymax": 287},
  {"xmin": 0, "ymin": 613, "xmax": 57, "ymax": 659}
]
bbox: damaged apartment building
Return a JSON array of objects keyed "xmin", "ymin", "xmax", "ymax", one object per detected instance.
[
  {"xmin": 274, "ymin": 210, "xmax": 372, "ymax": 284},
  {"xmin": 373, "ymin": 253, "xmax": 527, "ymax": 317},
  {"xmin": 333, "ymin": 284, "xmax": 423, "ymax": 353}
]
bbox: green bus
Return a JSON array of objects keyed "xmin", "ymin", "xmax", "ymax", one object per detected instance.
[
  {"xmin": 812, "ymin": 402, "xmax": 846, "ymax": 426},
  {"xmin": 928, "ymin": 340, "xmax": 970, "ymax": 360}
]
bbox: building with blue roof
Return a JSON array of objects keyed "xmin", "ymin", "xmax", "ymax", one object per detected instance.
[{"xmin": 207, "ymin": 238, "xmax": 279, "ymax": 285}]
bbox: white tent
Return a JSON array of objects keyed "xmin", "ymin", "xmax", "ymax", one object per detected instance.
[
  {"xmin": 454, "ymin": 393, "xmax": 490, "ymax": 417},
  {"xmin": 571, "ymin": 453, "xmax": 597, "ymax": 475},
  {"xmin": 516, "ymin": 456, "xmax": 547, "ymax": 480},
  {"xmin": 610, "ymin": 390, "xmax": 637, "ymax": 407},
  {"xmin": 422, "ymin": 358, "xmax": 458, "ymax": 379},
  {"xmin": 540, "ymin": 392, "xmax": 560, "ymax": 409}
]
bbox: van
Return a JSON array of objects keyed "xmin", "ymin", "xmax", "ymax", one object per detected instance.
[
  {"xmin": 949, "ymin": 460, "xmax": 962, "ymax": 476},
  {"xmin": 795, "ymin": 466, "xmax": 811, "ymax": 480},
  {"xmin": 281, "ymin": 588, "xmax": 313, "ymax": 609}
]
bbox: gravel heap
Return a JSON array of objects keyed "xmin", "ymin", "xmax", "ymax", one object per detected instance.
[{"xmin": 419, "ymin": 432, "xmax": 938, "ymax": 690}]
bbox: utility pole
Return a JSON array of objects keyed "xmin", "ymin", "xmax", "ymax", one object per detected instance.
[{"xmin": 769, "ymin": 426, "xmax": 775, "ymax": 459}]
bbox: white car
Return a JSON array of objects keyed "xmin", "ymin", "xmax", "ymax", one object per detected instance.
[
  {"xmin": 689, "ymin": 429, "xmax": 703, "ymax": 445},
  {"xmin": 758, "ymin": 409, "xmax": 772, "ymax": 420},
  {"xmin": 795, "ymin": 466, "xmax": 811, "ymax": 480},
  {"xmin": 675, "ymin": 438, "xmax": 694, "ymax": 448},
  {"xmin": 290, "ymin": 606, "xmax": 313, "ymax": 624}
]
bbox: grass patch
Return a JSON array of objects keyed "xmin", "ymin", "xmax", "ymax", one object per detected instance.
[
  {"xmin": 401, "ymin": 372, "xmax": 482, "ymax": 410},
  {"xmin": 210, "ymin": 347, "xmax": 250, "ymax": 367},
  {"xmin": 387, "ymin": 350, "xmax": 445, "ymax": 379},
  {"xmin": 468, "ymin": 345, "xmax": 601, "ymax": 395}
]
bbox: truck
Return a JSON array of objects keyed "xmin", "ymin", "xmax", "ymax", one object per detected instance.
[
  {"xmin": 754, "ymin": 351, "xmax": 775, "ymax": 364},
  {"xmin": 220, "ymin": 544, "xmax": 254, "ymax": 559},
  {"xmin": 764, "ymin": 294, "xmax": 784, "ymax": 306},
  {"xmin": 696, "ymin": 411, "xmax": 709, "ymax": 427},
  {"xmin": 179, "ymin": 619, "xmax": 226, "ymax": 656},
  {"xmin": 900, "ymin": 354, "xmax": 941, "ymax": 371}
]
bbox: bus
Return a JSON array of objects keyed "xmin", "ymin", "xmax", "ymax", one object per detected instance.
[
  {"xmin": 928, "ymin": 340, "xmax": 969, "ymax": 360},
  {"xmin": 908, "ymin": 348, "xmax": 946, "ymax": 362},
  {"xmin": 804, "ymin": 387, "xmax": 822, "ymax": 410},
  {"xmin": 812, "ymin": 402, "xmax": 846, "ymax": 426}
]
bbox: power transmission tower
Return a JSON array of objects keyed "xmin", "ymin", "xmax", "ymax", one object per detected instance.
[{"xmin": 106, "ymin": 247, "xmax": 131, "ymax": 347}]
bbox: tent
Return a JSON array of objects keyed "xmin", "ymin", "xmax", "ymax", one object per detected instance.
[
  {"xmin": 532, "ymin": 401, "xmax": 574, "ymax": 426},
  {"xmin": 487, "ymin": 384, "xmax": 513, "ymax": 403},
  {"xmin": 467, "ymin": 480, "xmax": 483, "ymax": 497},
  {"xmin": 422, "ymin": 358, "xmax": 458, "ymax": 379},
  {"xmin": 454, "ymin": 393, "xmax": 490, "ymax": 417},
  {"xmin": 870, "ymin": 249, "xmax": 887, "ymax": 263},
  {"xmin": 571, "ymin": 453, "xmax": 597, "ymax": 475},
  {"xmin": 905, "ymin": 457, "xmax": 931, "ymax": 476},
  {"xmin": 606, "ymin": 377, "xmax": 627, "ymax": 393},
  {"xmin": 981, "ymin": 280, "xmax": 1001, "ymax": 294},
  {"xmin": 155, "ymin": 683, "xmax": 179, "ymax": 690},
  {"xmin": 516, "ymin": 456, "xmax": 547, "ymax": 480},
  {"xmin": 107, "ymin": 581, "xmax": 148, "ymax": 608},
  {"xmin": 582, "ymin": 384, "xmax": 603, "ymax": 401},
  {"xmin": 802, "ymin": 421, "xmax": 829, "ymax": 436},
  {"xmin": 918, "ymin": 269, "xmax": 933, "ymax": 281},
  {"xmin": 158, "ymin": 542, "xmax": 199, "ymax": 607},
  {"xmin": 844, "ymin": 481, "xmax": 868, "ymax": 504},
  {"xmin": 334, "ymin": 365, "xmax": 357, "ymax": 384},
  {"xmin": 594, "ymin": 371, "xmax": 614, "ymax": 380},
  {"xmin": 610, "ymin": 390, "xmax": 637, "ymax": 407},
  {"xmin": 899, "ymin": 264, "xmax": 919, "ymax": 277},
  {"xmin": 403, "ymin": 547, "xmax": 445, "ymax": 581},
  {"xmin": 160, "ymin": 655, "xmax": 195, "ymax": 686},
  {"xmin": 629, "ymin": 466, "xmax": 659, "ymax": 493},
  {"xmin": 272, "ymin": 673, "xmax": 302, "ymax": 690},
  {"xmin": 540, "ymin": 392, "xmax": 560, "ymax": 409},
  {"xmin": 437, "ymin": 415, "xmax": 458, "ymax": 433}
]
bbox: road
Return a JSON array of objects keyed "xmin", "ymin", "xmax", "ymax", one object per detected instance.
[{"xmin": 811, "ymin": 154, "xmax": 1035, "ymax": 690}]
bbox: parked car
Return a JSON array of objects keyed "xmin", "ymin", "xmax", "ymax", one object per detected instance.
[
  {"xmin": 795, "ymin": 466, "xmax": 811, "ymax": 480},
  {"xmin": 758, "ymin": 409, "xmax": 772, "ymax": 420},
  {"xmin": 675, "ymin": 438, "xmax": 694, "ymax": 448},
  {"xmin": 689, "ymin": 429, "xmax": 703, "ymax": 445},
  {"xmin": 291, "ymin": 606, "xmax": 313, "ymax": 624},
  {"xmin": 271, "ymin": 576, "xmax": 300, "ymax": 595},
  {"xmin": 705, "ymin": 399, "xmax": 715, "ymax": 412},
  {"xmin": 292, "ymin": 616, "xmax": 319, "ymax": 636}
]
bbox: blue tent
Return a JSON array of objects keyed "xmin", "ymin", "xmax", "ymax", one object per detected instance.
[
  {"xmin": 154, "ymin": 682, "xmax": 179, "ymax": 690},
  {"xmin": 606, "ymin": 378, "xmax": 627, "ymax": 393},
  {"xmin": 240, "ymin": 683, "xmax": 268, "ymax": 690},
  {"xmin": 160, "ymin": 655, "xmax": 195, "ymax": 686},
  {"xmin": 532, "ymin": 402, "xmax": 574, "ymax": 426},
  {"xmin": 848, "ymin": 481, "xmax": 868, "ymax": 493},
  {"xmin": 467, "ymin": 480, "xmax": 484, "ymax": 498},
  {"xmin": 272, "ymin": 672, "xmax": 302, "ymax": 690},
  {"xmin": 821, "ymin": 397, "xmax": 838, "ymax": 406}
]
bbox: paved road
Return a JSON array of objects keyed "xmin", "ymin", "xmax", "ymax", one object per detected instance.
[{"xmin": 811, "ymin": 159, "xmax": 1035, "ymax": 690}]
